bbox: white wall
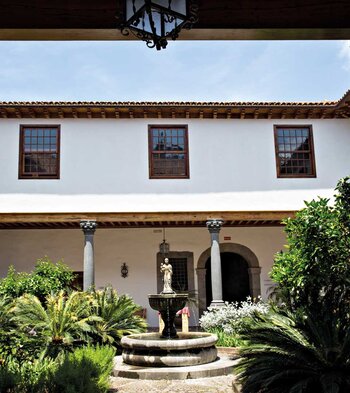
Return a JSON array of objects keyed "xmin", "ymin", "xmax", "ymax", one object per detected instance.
[
  {"xmin": 0, "ymin": 226, "xmax": 286, "ymax": 326},
  {"xmin": 0, "ymin": 118, "xmax": 349, "ymax": 212}
]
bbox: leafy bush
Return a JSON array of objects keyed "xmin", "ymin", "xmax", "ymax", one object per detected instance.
[
  {"xmin": 236, "ymin": 177, "xmax": 350, "ymax": 393},
  {"xmin": 51, "ymin": 345, "xmax": 115, "ymax": 393},
  {"xmin": 91, "ymin": 287, "xmax": 147, "ymax": 348},
  {"xmin": 235, "ymin": 294, "xmax": 350, "ymax": 393},
  {"xmin": 0, "ymin": 360, "xmax": 20, "ymax": 392},
  {"xmin": 208, "ymin": 328, "xmax": 243, "ymax": 347},
  {"xmin": 270, "ymin": 176, "xmax": 350, "ymax": 309},
  {"xmin": 0, "ymin": 356, "xmax": 57, "ymax": 393},
  {"xmin": 0, "ymin": 257, "xmax": 75, "ymax": 301},
  {"xmin": 0, "ymin": 346, "xmax": 115, "ymax": 393}
]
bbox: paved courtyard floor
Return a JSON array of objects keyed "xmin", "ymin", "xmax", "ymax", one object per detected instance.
[{"xmin": 110, "ymin": 375, "xmax": 238, "ymax": 393}]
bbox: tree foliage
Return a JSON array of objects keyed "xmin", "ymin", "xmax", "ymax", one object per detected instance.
[
  {"xmin": 270, "ymin": 176, "xmax": 350, "ymax": 308},
  {"xmin": 0, "ymin": 257, "xmax": 75, "ymax": 301},
  {"xmin": 236, "ymin": 177, "xmax": 350, "ymax": 393}
]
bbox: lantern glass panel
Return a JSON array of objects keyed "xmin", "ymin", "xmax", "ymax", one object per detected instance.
[
  {"xmin": 152, "ymin": 0, "xmax": 187, "ymax": 16},
  {"xmin": 164, "ymin": 15, "xmax": 186, "ymax": 35},
  {"xmin": 126, "ymin": 0, "xmax": 146, "ymax": 21}
]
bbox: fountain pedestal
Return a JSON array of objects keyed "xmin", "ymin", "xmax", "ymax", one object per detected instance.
[
  {"xmin": 120, "ymin": 258, "xmax": 219, "ymax": 371},
  {"xmin": 148, "ymin": 294, "xmax": 187, "ymax": 338}
]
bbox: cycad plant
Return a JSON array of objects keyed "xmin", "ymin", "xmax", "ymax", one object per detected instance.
[
  {"xmin": 91, "ymin": 287, "xmax": 147, "ymax": 347},
  {"xmin": 12, "ymin": 291, "xmax": 101, "ymax": 357},
  {"xmin": 235, "ymin": 293, "xmax": 350, "ymax": 393}
]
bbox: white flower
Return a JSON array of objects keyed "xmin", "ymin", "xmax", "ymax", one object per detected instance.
[{"xmin": 199, "ymin": 296, "xmax": 269, "ymax": 332}]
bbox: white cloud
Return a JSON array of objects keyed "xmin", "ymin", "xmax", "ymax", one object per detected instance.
[{"xmin": 339, "ymin": 40, "xmax": 350, "ymax": 71}]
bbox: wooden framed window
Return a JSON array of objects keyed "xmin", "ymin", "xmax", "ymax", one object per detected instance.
[
  {"xmin": 169, "ymin": 257, "xmax": 188, "ymax": 292},
  {"xmin": 274, "ymin": 125, "xmax": 316, "ymax": 178},
  {"xmin": 148, "ymin": 125, "xmax": 189, "ymax": 179},
  {"xmin": 19, "ymin": 125, "xmax": 60, "ymax": 179}
]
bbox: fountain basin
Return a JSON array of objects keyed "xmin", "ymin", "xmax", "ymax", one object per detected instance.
[
  {"xmin": 121, "ymin": 332, "xmax": 218, "ymax": 367},
  {"xmin": 148, "ymin": 293, "xmax": 188, "ymax": 338}
]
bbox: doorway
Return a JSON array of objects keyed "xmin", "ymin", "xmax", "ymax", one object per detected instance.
[{"xmin": 205, "ymin": 252, "xmax": 250, "ymax": 307}]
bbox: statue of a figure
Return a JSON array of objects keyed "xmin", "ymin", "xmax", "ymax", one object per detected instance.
[{"xmin": 160, "ymin": 258, "xmax": 175, "ymax": 294}]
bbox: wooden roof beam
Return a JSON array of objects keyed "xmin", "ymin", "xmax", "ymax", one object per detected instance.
[
  {"xmin": 58, "ymin": 108, "xmax": 64, "ymax": 118},
  {"xmin": 43, "ymin": 108, "xmax": 50, "ymax": 119}
]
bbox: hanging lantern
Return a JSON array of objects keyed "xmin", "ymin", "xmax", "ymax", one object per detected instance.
[
  {"xmin": 120, "ymin": 0, "xmax": 198, "ymax": 50},
  {"xmin": 159, "ymin": 228, "xmax": 170, "ymax": 254}
]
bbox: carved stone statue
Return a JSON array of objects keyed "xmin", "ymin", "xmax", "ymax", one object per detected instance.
[{"xmin": 160, "ymin": 257, "xmax": 175, "ymax": 294}]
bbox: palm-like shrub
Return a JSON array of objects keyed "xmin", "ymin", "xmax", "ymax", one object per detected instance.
[
  {"xmin": 235, "ymin": 296, "xmax": 350, "ymax": 393},
  {"xmin": 12, "ymin": 291, "xmax": 101, "ymax": 356},
  {"xmin": 91, "ymin": 287, "xmax": 147, "ymax": 347}
]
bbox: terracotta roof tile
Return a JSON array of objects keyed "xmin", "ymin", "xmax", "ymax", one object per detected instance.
[{"xmin": 0, "ymin": 100, "xmax": 339, "ymax": 107}]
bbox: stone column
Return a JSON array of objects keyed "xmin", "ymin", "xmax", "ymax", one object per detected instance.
[
  {"xmin": 206, "ymin": 219, "xmax": 224, "ymax": 307},
  {"xmin": 80, "ymin": 220, "xmax": 97, "ymax": 291},
  {"xmin": 248, "ymin": 267, "xmax": 262, "ymax": 298}
]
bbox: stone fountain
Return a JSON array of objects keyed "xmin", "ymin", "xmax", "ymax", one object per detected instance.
[{"xmin": 116, "ymin": 258, "xmax": 235, "ymax": 379}]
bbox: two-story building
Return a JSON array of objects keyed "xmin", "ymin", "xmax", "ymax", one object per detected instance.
[{"xmin": 0, "ymin": 91, "xmax": 349, "ymax": 326}]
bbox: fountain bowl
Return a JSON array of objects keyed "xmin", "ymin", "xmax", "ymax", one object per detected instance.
[
  {"xmin": 121, "ymin": 332, "xmax": 218, "ymax": 367},
  {"xmin": 148, "ymin": 293, "xmax": 188, "ymax": 338}
]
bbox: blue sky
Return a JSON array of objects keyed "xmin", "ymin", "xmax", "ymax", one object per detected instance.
[{"xmin": 0, "ymin": 40, "xmax": 349, "ymax": 102}]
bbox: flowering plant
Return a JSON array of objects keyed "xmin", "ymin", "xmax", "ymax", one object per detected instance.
[{"xmin": 199, "ymin": 296, "xmax": 269, "ymax": 335}]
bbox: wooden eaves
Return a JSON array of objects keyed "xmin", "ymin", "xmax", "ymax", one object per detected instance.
[
  {"xmin": 0, "ymin": 92, "xmax": 350, "ymax": 119},
  {"xmin": 0, "ymin": 211, "xmax": 295, "ymax": 230}
]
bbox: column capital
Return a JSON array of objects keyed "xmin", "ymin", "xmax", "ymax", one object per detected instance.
[
  {"xmin": 80, "ymin": 220, "xmax": 97, "ymax": 234},
  {"xmin": 206, "ymin": 219, "xmax": 224, "ymax": 233}
]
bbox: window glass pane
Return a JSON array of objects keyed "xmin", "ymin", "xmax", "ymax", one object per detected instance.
[
  {"xmin": 169, "ymin": 258, "xmax": 188, "ymax": 292},
  {"xmin": 20, "ymin": 126, "xmax": 59, "ymax": 178},
  {"xmin": 275, "ymin": 126, "xmax": 314, "ymax": 177},
  {"xmin": 150, "ymin": 126, "xmax": 188, "ymax": 177}
]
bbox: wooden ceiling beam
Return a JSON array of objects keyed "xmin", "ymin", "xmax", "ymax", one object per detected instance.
[
  {"xmin": 1, "ymin": 1, "xmax": 350, "ymax": 41},
  {"xmin": 0, "ymin": 211, "xmax": 295, "ymax": 225}
]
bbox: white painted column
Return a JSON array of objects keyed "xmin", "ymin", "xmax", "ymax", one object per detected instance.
[
  {"xmin": 80, "ymin": 220, "xmax": 97, "ymax": 291},
  {"xmin": 206, "ymin": 219, "xmax": 224, "ymax": 307}
]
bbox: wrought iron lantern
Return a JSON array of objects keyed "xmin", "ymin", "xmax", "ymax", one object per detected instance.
[
  {"xmin": 159, "ymin": 228, "xmax": 170, "ymax": 254},
  {"xmin": 121, "ymin": 262, "xmax": 129, "ymax": 278},
  {"xmin": 120, "ymin": 0, "xmax": 198, "ymax": 50}
]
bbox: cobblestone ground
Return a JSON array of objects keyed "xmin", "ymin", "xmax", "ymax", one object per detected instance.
[{"xmin": 110, "ymin": 375, "xmax": 238, "ymax": 393}]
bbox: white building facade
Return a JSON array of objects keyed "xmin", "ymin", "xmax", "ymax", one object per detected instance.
[{"xmin": 0, "ymin": 93, "xmax": 349, "ymax": 326}]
